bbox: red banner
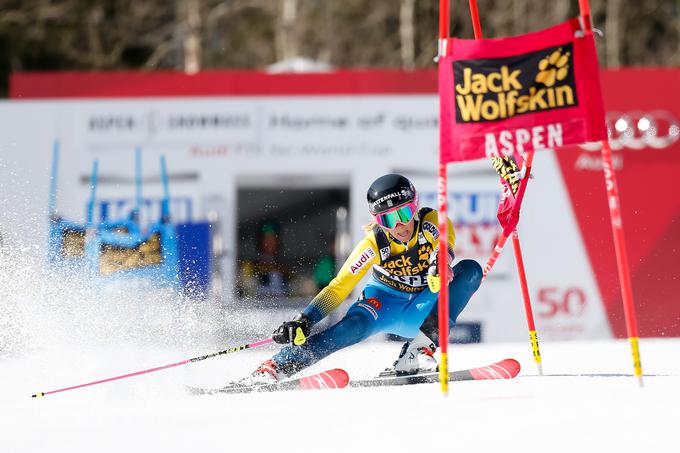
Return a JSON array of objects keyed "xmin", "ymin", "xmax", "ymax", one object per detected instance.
[
  {"xmin": 439, "ymin": 18, "xmax": 607, "ymax": 163},
  {"xmin": 554, "ymin": 69, "xmax": 680, "ymax": 337}
]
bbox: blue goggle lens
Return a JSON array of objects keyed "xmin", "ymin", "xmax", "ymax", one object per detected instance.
[{"xmin": 375, "ymin": 204, "xmax": 416, "ymax": 228}]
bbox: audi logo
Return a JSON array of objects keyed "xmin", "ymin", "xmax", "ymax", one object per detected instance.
[{"xmin": 579, "ymin": 110, "xmax": 679, "ymax": 151}]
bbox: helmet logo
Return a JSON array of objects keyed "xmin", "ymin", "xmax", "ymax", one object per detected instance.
[{"xmin": 371, "ymin": 188, "xmax": 414, "ymax": 211}]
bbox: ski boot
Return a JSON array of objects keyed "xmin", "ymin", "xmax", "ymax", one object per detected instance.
[
  {"xmin": 387, "ymin": 330, "xmax": 438, "ymax": 376},
  {"xmin": 234, "ymin": 359, "xmax": 282, "ymax": 386}
]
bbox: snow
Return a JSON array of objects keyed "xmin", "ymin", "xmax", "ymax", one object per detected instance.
[
  {"xmin": 3, "ymin": 335, "xmax": 679, "ymax": 452},
  {"xmin": 1, "ymin": 253, "xmax": 678, "ymax": 452}
]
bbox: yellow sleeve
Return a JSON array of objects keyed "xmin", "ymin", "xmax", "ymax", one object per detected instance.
[
  {"xmin": 301, "ymin": 234, "xmax": 379, "ymax": 324},
  {"xmin": 421, "ymin": 209, "xmax": 456, "ymax": 254}
]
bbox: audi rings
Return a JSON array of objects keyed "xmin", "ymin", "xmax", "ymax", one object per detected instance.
[{"xmin": 579, "ymin": 110, "xmax": 679, "ymax": 150}]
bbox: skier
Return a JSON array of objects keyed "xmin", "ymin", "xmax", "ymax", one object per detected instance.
[{"xmin": 240, "ymin": 174, "xmax": 483, "ymax": 384}]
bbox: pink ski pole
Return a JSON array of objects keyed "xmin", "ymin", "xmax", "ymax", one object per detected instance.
[{"xmin": 32, "ymin": 338, "xmax": 274, "ymax": 398}]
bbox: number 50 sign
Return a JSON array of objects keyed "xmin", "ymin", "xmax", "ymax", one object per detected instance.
[{"xmin": 537, "ymin": 287, "xmax": 587, "ymax": 318}]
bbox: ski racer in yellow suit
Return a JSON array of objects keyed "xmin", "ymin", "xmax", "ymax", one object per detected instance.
[{"xmin": 242, "ymin": 174, "xmax": 483, "ymax": 383}]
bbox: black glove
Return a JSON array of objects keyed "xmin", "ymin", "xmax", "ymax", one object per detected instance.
[{"xmin": 272, "ymin": 313, "xmax": 311, "ymax": 346}]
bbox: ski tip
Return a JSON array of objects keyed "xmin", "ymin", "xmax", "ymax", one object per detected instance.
[
  {"xmin": 299, "ymin": 368, "xmax": 350, "ymax": 390},
  {"xmin": 322, "ymin": 368, "xmax": 350, "ymax": 388},
  {"xmin": 333, "ymin": 368, "xmax": 350, "ymax": 387},
  {"xmin": 468, "ymin": 358, "xmax": 521, "ymax": 380},
  {"xmin": 500, "ymin": 358, "xmax": 521, "ymax": 376}
]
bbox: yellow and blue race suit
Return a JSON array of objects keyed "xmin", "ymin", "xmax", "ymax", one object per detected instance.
[{"xmin": 272, "ymin": 207, "xmax": 483, "ymax": 375}]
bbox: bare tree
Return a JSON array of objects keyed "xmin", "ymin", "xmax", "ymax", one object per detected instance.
[
  {"xmin": 178, "ymin": 0, "xmax": 203, "ymax": 74},
  {"xmin": 512, "ymin": 0, "xmax": 528, "ymax": 35},
  {"xmin": 0, "ymin": 0, "xmax": 678, "ymax": 96},
  {"xmin": 605, "ymin": 0, "xmax": 623, "ymax": 68},
  {"xmin": 400, "ymin": 0, "xmax": 416, "ymax": 69},
  {"xmin": 276, "ymin": 0, "xmax": 299, "ymax": 62},
  {"xmin": 676, "ymin": 0, "xmax": 680, "ymax": 65}
]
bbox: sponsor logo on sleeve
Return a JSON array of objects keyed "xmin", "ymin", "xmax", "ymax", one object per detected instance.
[
  {"xmin": 357, "ymin": 303, "xmax": 379, "ymax": 320},
  {"xmin": 349, "ymin": 247, "xmax": 377, "ymax": 275},
  {"xmin": 422, "ymin": 221, "xmax": 440, "ymax": 240},
  {"xmin": 366, "ymin": 297, "xmax": 382, "ymax": 310}
]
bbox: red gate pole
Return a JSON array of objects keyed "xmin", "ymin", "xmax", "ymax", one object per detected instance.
[
  {"xmin": 601, "ymin": 141, "xmax": 643, "ymax": 386},
  {"xmin": 578, "ymin": 0, "xmax": 644, "ymax": 387},
  {"xmin": 511, "ymin": 232, "xmax": 543, "ymax": 375},
  {"xmin": 436, "ymin": 0, "xmax": 451, "ymax": 397},
  {"xmin": 509, "ymin": 153, "xmax": 543, "ymax": 375},
  {"xmin": 468, "ymin": 0, "xmax": 544, "ymax": 375}
]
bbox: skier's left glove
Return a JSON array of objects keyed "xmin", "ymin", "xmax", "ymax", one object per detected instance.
[
  {"xmin": 272, "ymin": 313, "xmax": 311, "ymax": 346},
  {"xmin": 427, "ymin": 246, "xmax": 454, "ymax": 293}
]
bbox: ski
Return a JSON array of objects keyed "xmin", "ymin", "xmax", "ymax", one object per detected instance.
[
  {"xmin": 350, "ymin": 358, "xmax": 520, "ymax": 388},
  {"xmin": 186, "ymin": 359, "xmax": 519, "ymax": 395},
  {"xmin": 186, "ymin": 368, "xmax": 350, "ymax": 395}
]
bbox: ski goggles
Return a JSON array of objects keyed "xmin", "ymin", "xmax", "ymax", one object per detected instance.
[{"xmin": 372, "ymin": 201, "xmax": 417, "ymax": 229}]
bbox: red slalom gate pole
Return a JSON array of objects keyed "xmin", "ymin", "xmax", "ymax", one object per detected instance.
[
  {"xmin": 468, "ymin": 0, "xmax": 544, "ymax": 375},
  {"xmin": 511, "ymin": 230, "xmax": 543, "ymax": 375},
  {"xmin": 468, "ymin": 0, "xmax": 483, "ymax": 38},
  {"xmin": 509, "ymin": 153, "xmax": 543, "ymax": 375},
  {"xmin": 600, "ymin": 140, "xmax": 644, "ymax": 386},
  {"xmin": 577, "ymin": 0, "xmax": 643, "ymax": 387},
  {"xmin": 438, "ymin": 0, "xmax": 450, "ymax": 58},
  {"xmin": 482, "ymin": 233, "xmax": 508, "ymax": 277},
  {"xmin": 32, "ymin": 338, "xmax": 274, "ymax": 398},
  {"xmin": 482, "ymin": 153, "xmax": 543, "ymax": 374},
  {"xmin": 437, "ymin": 164, "xmax": 451, "ymax": 396},
  {"xmin": 436, "ymin": 0, "xmax": 451, "ymax": 397},
  {"xmin": 482, "ymin": 152, "xmax": 535, "ymax": 278}
]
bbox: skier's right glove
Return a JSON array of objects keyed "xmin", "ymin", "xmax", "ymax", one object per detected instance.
[{"xmin": 272, "ymin": 313, "xmax": 311, "ymax": 346}]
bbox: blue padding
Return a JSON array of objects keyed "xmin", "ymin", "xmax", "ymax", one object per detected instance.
[
  {"xmin": 47, "ymin": 218, "xmax": 87, "ymax": 264},
  {"xmin": 176, "ymin": 222, "xmax": 211, "ymax": 299}
]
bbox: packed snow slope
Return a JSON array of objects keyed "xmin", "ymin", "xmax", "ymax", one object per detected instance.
[
  {"xmin": 1, "ymin": 252, "xmax": 678, "ymax": 452},
  {"xmin": 3, "ymin": 338, "xmax": 679, "ymax": 452}
]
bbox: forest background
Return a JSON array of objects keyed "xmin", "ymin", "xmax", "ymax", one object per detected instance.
[{"xmin": 0, "ymin": 0, "xmax": 678, "ymax": 96}]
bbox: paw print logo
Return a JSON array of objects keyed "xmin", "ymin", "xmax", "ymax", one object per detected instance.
[
  {"xmin": 418, "ymin": 245, "xmax": 431, "ymax": 261},
  {"xmin": 535, "ymin": 48, "xmax": 570, "ymax": 87}
]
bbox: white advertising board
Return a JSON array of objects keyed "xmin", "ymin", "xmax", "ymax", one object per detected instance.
[{"xmin": 0, "ymin": 95, "xmax": 611, "ymax": 342}]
